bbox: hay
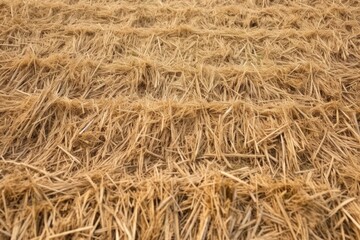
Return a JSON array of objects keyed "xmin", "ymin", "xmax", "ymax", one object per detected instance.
[{"xmin": 0, "ymin": 0, "xmax": 360, "ymax": 239}]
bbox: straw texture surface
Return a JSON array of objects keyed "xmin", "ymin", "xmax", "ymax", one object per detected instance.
[{"xmin": 0, "ymin": 0, "xmax": 360, "ymax": 239}]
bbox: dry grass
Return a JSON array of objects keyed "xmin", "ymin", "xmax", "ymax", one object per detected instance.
[{"xmin": 0, "ymin": 0, "xmax": 360, "ymax": 239}]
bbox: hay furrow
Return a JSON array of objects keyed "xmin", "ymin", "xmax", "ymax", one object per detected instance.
[
  {"xmin": 2, "ymin": 23, "xmax": 359, "ymax": 67},
  {"xmin": 3, "ymin": 1, "xmax": 360, "ymax": 29},
  {"xmin": 55, "ymin": 0, "xmax": 360, "ymax": 7},
  {"xmin": 1, "ymin": 55, "xmax": 359, "ymax": 103},
  {"xmin": 4, "ymin": 23, "xmax": 357, "ymax": 39},
  {"xmin": 2, "ymin": 92, "xmax": 358, "ymax": 159},
  {"xmin": 0, "ymin": 162, "xmax": 348, "ymax": 239}
]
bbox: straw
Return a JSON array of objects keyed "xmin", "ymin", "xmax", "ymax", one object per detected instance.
[{"xmin": 1, "ymin": 0, "xmax": 360, "ymax": 239}]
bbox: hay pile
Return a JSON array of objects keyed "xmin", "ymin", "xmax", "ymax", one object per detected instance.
[{"xmin": 1, "ymin": 0, "xmax": 360, "ymax": 239}]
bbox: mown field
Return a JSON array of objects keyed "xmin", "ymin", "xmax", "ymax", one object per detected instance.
[{"xmin": 0, "ymin": 0, "xmax": 360, "ymax": 239}]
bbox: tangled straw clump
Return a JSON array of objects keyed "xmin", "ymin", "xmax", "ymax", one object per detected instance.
[{"xmin": 0, "ymin": 0, "xmax": 360, "ymax": 239}]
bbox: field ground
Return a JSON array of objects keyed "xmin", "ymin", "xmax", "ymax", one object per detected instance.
[{"xmin": 1, "ymin": 0, "xmax": 360, "ymax": 239}]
